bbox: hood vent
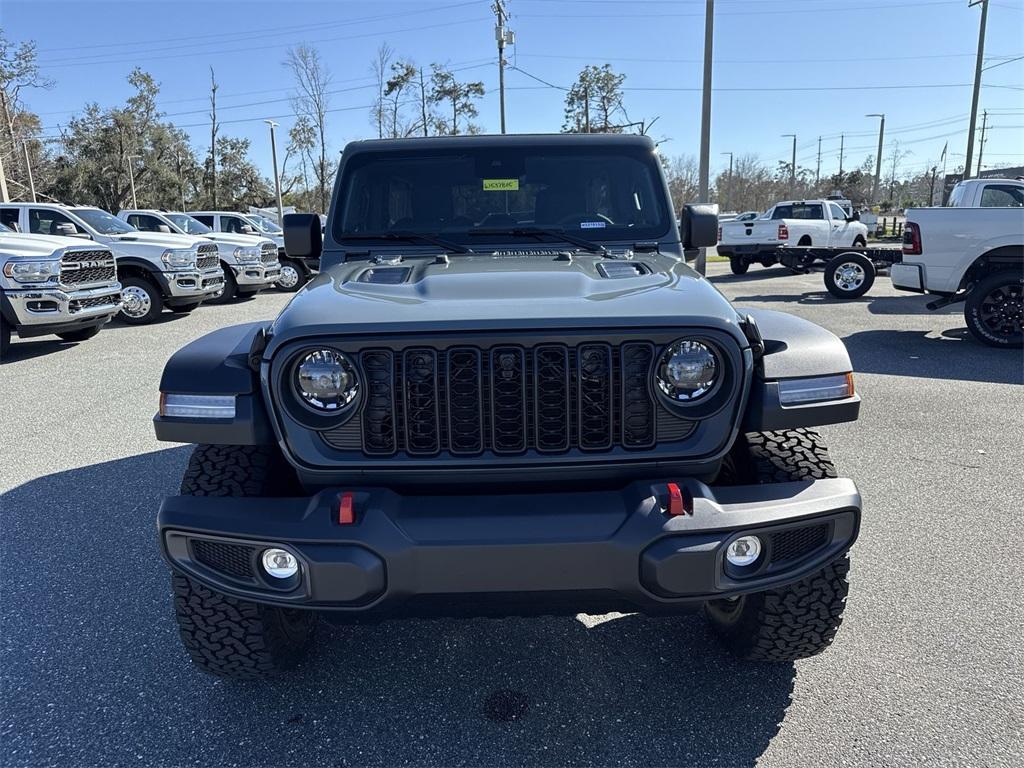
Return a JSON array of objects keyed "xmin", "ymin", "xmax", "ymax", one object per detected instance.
[
  {"xmin": 597, "ymin": 261, "xmax": 649, "ymax": 279},
  {"xmin": 356, "ymin": 266, "xmax": 412, "ymax": 285}
]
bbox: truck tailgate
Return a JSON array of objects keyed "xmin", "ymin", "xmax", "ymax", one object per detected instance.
[{"xmin": 721, "ymin": 220, "xmax": 778, "ymax": 245}]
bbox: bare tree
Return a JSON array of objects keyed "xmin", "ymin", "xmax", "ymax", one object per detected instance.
[
  {"xmin": 208, "ymin": 67, "xmax": 218, "ymax": 207},
  {"xmin": 885, "ymin": 141, "xmax": 912, "ymax": 203},
  {"xmin": 0, "ymin": 33, "xmax": 53, "ymax": 192},
  {"xmin": 285, "ymin": 44, "xmax": 332, "ymax": 212},
  {"xmin": 370, "ymin": 43, "xmax": 393, "ymax": 140}
]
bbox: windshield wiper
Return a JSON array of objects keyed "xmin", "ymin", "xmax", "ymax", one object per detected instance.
[
  {"xmin": 468, "ymin": 226, "xmax": 608, "ymax": 255},
  {"xmin": 342, "ymin": 231, "xmax": 473, "ymax": 254}
]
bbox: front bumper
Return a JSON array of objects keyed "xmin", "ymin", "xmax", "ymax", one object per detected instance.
[
  {"xmin": 3, "ymin": 283, "xmax": 122, "ymax": 334},
  {"xmin": 162, "ymin": 267, "xmax": 224, "ymax": 299},
  {"xmin": 232, "ymin": 261, "xmax": 282, "ymax": 290},
  {"xmin": 158, "ymin": 477, "xmax": 860, "ymax": 617}
]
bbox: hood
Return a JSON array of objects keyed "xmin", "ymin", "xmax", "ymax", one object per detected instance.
[
  {"xmin": 107, "ymin": 231, "xmax": 203, "ymax": 249},
  {"xmin": 201, "ymin": 232, "xmax": 275, "ymax": 248},
  {"xmin": 0, "ymin": 232, "xmax": 109, "ymax": 258},
  {"xmin": 271, "ymin": 251, "xmax": 743, "ymax": 342}
]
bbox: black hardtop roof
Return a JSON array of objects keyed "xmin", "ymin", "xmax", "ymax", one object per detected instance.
[{"xmin": 344, "ymin": 133, "xmax": 657, "ymax": 154}]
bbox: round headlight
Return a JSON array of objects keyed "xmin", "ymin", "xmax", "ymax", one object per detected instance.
[
  {"xmin": 656, "ymin": 340, "xmax": 719, "ymax": 402},
  {"xmin": 295, "ymin": 349, "xmax": 359, "ymax": 411}
]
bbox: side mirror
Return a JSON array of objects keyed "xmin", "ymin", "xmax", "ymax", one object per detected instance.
[
  {"xmin": 54, "ymin": 222, "xmax": 78, "ymax": 236},
  {"xmin": 283, "ymin": 213, "xmax": 322, "ymax": 261},
  {"xmin": 851, "ymin": 210, "xmax": 861, "ymax": 221},
  {"xmin": 680, "ymin": 203, "xmax": 719, "ymax": 250},
  {"xmin": 240, "ymin": 224, "xmax": 257, "ymax": 235},
  {"xmin": 157, "ymin": 224, "xmax": 172, "ymax": 233}
]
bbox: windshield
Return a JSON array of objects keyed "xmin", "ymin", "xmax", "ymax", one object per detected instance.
[
  {"xmin": 245, "ymin": 214, "xmax": 282, "ymax": 234},
  {"xmin": 334, "ymin": 145, "xmax": 671, "ymax": 246},
  {"xmin": 74, "ymin": 208, "xmax": 135, "ymax": 234},
  {"xmin": 167, "ymin": 213, "xmax": 212, "ymax": 234},
  {"xmin": 0, "ymin": 222, "xmax": 12, "ymax": 233}
]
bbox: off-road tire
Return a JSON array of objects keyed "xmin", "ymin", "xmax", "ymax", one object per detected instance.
[
  {"xmin": 705, "ymin": 428, "xmax": 850, "ymax": 661},
  {"xmin": 824, "ymin": 252, "xmax": 875, "ymax": 299},
  {"xmin": 964, "ymin": 270, "xmax": 1023, "ymax": 349},
  {"xmin": 0, "ymin": 315, "xmax": 11, "ymax": 359},
  {"xmin": 172, "ymin": 444, "xmax": 313, "ymax": 679},
  {"xmin": 729, "ymin": 255, "xmax": 749, "ymax": 275},
  {"xmin": 207, "ymin": 266, "xmax": 237, "ymax": 304},
  {"xmin": 56, "ymin": 325, "xmax": 101, "ymax": 342},
  {"xmin": 172, "ymin": 573, "xmax": 317, "ymax": 680}
]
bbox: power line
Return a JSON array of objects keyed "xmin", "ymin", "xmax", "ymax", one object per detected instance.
[{"xmin": 514, "ymin": 50, "xmax": 1022, "ymax": 65}]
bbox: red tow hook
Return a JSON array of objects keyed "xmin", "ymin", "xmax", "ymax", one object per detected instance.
[
  {"xmin": 338, "ymin": 491, "xmax": 356, "ymax": 525},
  {"xmin": 665, "ymin": 483, "xmax": 693, "ymax": 516}
]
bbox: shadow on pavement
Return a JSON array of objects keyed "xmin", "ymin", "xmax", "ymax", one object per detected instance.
[
  {"xmin": 843, "ymin": 329, "xmax": 1024, "ymax": 384},
  {"xmin": 2, "ymin": 449, "xmax": 796, "ymax": 767},
  {"xmin": 1, "ymin": 337, "xmax": 85, "ymax": 364},
  {"xmin": 709, "ymin": 267, "xmax": 797, "ymax": 284},
  {"xmin": 732, "ymin": 290, "xmax": 962, "ymax": 316}
]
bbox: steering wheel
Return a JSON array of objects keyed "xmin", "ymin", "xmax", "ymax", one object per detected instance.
[{"xmin": 557, "ymin": 213, "xmax": 614, "ymax": 228}]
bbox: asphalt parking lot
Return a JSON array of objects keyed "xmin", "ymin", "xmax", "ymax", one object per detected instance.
[{"xmin": 2, "ymin": 262, "xmax": 1022, "ymax": 768}]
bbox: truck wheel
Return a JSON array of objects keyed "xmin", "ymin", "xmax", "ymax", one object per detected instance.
[
  {"xmin": 729, "ymin": 255, "xmax": 749, "ymax": 275},
  {"xmin": 0, "ymin": 315, "xmax": 10, "ymax": 359},
  {"xmin": 964, "ymin": 270, "xmax": 1023, "ymax": 349},
  {"xmin": 824, "ymin": 252, "xmax": 875, "ymax": 299},
  {"xmin": 276, "ymin": 259, "xmax": 305, "ymax": 292},
  {"xmin": 172, "ymin": 444, "xmax": 314, "ymax": 679},
  {"xmin": 705, "ymin": 429, "xmax": 851, "ymax": 661},
  {"xmin": 119, "ymin": 276, "xmax": 163, "ymax": 324},
  {"xmin": 56, "ymin": 326, "xmax": 101, "ymax": 342},
  {"xmin": 206, "ymin": 267, "xmax": 237, "ymax": 304},
  {"xmin": 853, "ymin": 236, "xmax": 867, "ymax": 248}
]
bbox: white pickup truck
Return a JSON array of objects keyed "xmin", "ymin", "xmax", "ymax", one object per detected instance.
[
  {"xmin": 718, "ymin": 199, "xmax": 869, "ymax": 274},
  {"xmin": 894, "ymin": 178, "xmax": 1023, "ymax": 348}
]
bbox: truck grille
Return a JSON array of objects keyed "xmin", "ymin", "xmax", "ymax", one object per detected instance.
[
  {"xmin": 197, "ymin": 243, "xmax": 220, "ymax": 270},
  {"xmin": 60, "ymin": 250, "xmax": 116, "ymax": 286},
  {"xmin": 261, "ymin": 243, "xmax": 278, "ymax": 264},
  {"xmin": 323, "ymin": 342, "xmax": 693, "ymax": 456}
]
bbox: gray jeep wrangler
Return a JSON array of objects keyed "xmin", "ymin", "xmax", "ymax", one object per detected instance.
[{"xmin": 154, "ymin": 134, "xmax": 862, "ymax": 679}]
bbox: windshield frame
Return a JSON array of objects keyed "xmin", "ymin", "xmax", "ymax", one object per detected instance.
[
  {"xmin": 332, "ymin": 144, "xmax": 673, "ymax": 248},
  {"xmin": 73, "ymin": 207, "xmax": 136, "ymax": 235}
]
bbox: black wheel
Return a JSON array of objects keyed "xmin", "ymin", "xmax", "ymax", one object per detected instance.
[
  {"xmin": 964, "ymin": 270, "xmax": 1023, "ymax": 348},
  {"xmin": 276, "ymin": 259, "xmax": 306, "ymax": 292},
  {"xmin": 705, "ymin": 429, "xmax": 851, "ymax": 661},
  {"xmin": 729, "ymin": 255, "xmax": 749, "ymax": 275},
  {"xmin": 172, "ymin": 444, "xmax": 314, "ymax": 679},
  {"xmin": 797, "ymin": 235, "xmax": 812, "ymax": 247},
  {"xmin": 0, "ymin": 315, "xmax": 10, "ymax": 360},
  {"xmin": 56, "ymin": 325, "xmax": 101, "ymax": 342},
  {"xmin": 168, "ymin": 302, "xmax": 201, "ymax": 314},
  {"xmin": 824, "ymin": 252, "xmax": 875, "ymax": 299},
  {"xmin": 118, "ymin": 275, "xmax": 163, "ymax": 324},
  {"xmin": 853, "ymin": 236, "xmax": 867, "ymax": 248},
  {"xmin": 206, "ymin": 266, "xmax": 237, "ymax": 304}
]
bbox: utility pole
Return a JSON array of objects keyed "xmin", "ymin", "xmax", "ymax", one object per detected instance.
[
  {"xmin": 838, "ymin": 134, "xmax": 845, "ymax": 177},
  {"xmin": 929, "ymin": 165, "xmax": 938, "ymax": 206},
  {"xmin": 174, "ymin": 150, "xmax": 186, "ymax": 211},
  {"xmin": 696, "ymin": 0, "xmax": 714, "ymax": 275},
  {"xmin": 209, "ymin": 67, "xmax": 219, "ymax": 207},
  {"xmin": 0, "ymin": 151, "xmax": 9, "ymax": 203},
  {"xmin": 782, "ymin": 134, "xmax": 796, "ymax": 196},
  {"xmin": 867, "ymin": 113, "xmax": 885, "ymax": 203},
  {"xmin": 493, "ymin": 1, "xmax": 513, "ymax": 135},
  {"xmin": 815, "ymin": 136, "xmax": 822, "ymax": 185},
  {"xmin": 721, "ymin": 152, "xmax": 733, "ymax": 211},
  {"xmin": 964, "ymin": 0, "xmax": 989, "ymax": 181},
  {"xmin": 125, "ymin": 154, "xmax": 140, "ymax": 209},
  {"xmin": 976, "ymin": 109, "xmax": 988, "ymax": 175},
  {"xmin": 265, "ymin": 119, "xmax": 284, "ymax": 225},
  {"xmin": 22, "ymin": 140, "xmax": 35, "ymax": 202}
]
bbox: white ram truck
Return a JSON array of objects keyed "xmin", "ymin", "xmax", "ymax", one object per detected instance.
[
  {"xmin": 894, "ymin": 178, "xmax": 1023, "ymax": 348},
  {"xmin": 718, "ymin": 199, "xmax": 869, "ymax": 274},
  {"xmin": 0, "ymin": 203, "xmax": 224, "ymax": 324},
  {"xmin": 0, "ymin": 222, "xmax": 122, "ymax": 357},
  {"xmin": 188, "ymin": 210, "xmax": 316, "ymax": 292},
  {"xmin": 117, "ymin": 209, "xmax": 281, "ymax": 303}
]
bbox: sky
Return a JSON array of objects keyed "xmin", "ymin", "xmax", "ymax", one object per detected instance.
[{"xmin": 2, "ymin": 0, "xmax": 1023, "ymax": 182}]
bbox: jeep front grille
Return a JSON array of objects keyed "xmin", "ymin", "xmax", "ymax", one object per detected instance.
[
  {"xmin": 260, "ymin": 244, "xmax": 277, "ymax": 264},
  {"xmin": 60, "ymin": 250, "xmax": 116, "ymax": 287},
  {"xmin": 191, "ymin": 539, "xmax": 255, "ymax": 578},
  {"xmin": 322, "ymin": 342, "xmax": 692, "ymax": 457},
  {"xmin": 197, "ymin": 243, "xmax": 220, "ymax": 270}
]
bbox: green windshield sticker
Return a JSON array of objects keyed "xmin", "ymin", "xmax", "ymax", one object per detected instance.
[{"xmin": 482, "ymin": 178, "xmax": 519, "ymax": 191}]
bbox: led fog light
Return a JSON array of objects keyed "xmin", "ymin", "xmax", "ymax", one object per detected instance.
[
  {"xmin": 261, "ymin": 548, "xmax": 299, "ymax": 579},
  {"xmin": 725, "ymin": 536, "xmax": 762, "ymax": 567}
]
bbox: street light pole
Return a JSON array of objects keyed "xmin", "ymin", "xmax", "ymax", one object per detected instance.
[
  {"xmin": 782, "ymin": 134, "xmax": 796, "ymax": 196},
  {"xmin": 720, "ymin": 152, "xmax": 733, "ymax": 211},
  {"xmin": 866, "ymin": 113, "xmax": 885, "ymax": 204},
  {"xmin": 264, "ymin": 119, "xmax": 284, "ymax": 224},
  {"xmin": 696, "ymin": 0, "xmax": 715, "ymax": 275},
  {"xmin": 125, "ymin": 154, "xmax": 140, "ymax": 209},
  {"xmin": 963, "ymin": 0, "xmax": 989, "ymax": 181},
  {"xmin": 21, "ymin": 140, "xmax": 35, "ymax": 202}
]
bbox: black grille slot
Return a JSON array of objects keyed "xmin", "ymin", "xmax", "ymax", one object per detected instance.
[
  {"xmin": 534, "ymin": 345, "xmax": 570, "ymax": 452},
  {"xmin": 260, "ymin": 244, "xmax": 277, "ymax": 263},
  {"xmin": 447, "ymin": 348, "xmax": 483, "ymax": 454},
  {"xmin": 361, "ymin": 350, "xmax": 397, "ymax": 454},
  {"xmin": 620, "ymin": 343, "xmax": 656, "ymax": 448},
  {"xmin": 403, "ymin": 348, "xmax": 440, "ymax": 455},
  {"xmin": 197, "ymin": 244, "xmax": 220, "ymax": 270},
  {"xmin": 192, "ymin": 539, "xmax": 255, "ymax": 578},
  {"xmin": 490, "ymin": 347, "xmax": 527, "ymax": 454},
  {"xmin": 69, "ymin": 294, "xmax": 118, "ymax": 313},
  {"xmin": 60, "ymin": 250, "xmax": 116, "ymax": 286},
  {"xmin": 577, "ymin": 344, "xmax": 613, "ymax": 450},
  {"xmin": 770, "ymin": 524, "xmax": 829, "ymax": 565}
]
